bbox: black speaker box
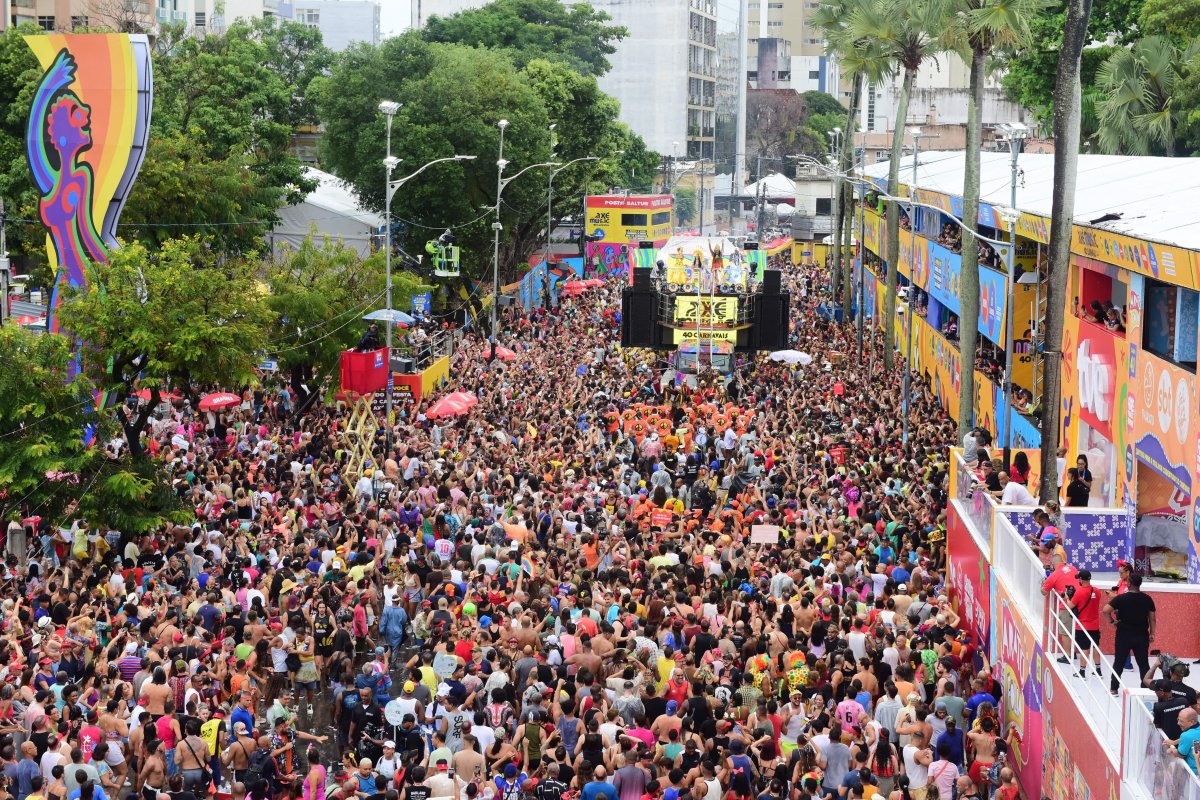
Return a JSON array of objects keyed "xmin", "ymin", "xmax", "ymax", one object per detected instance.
[
  {"xmin": 621, "ymin": 289, "xmax": 658, "ymax": 348},
  {"xmin": 754, "ymin": 291, "xmax": 791, "ymax": 351},
  {"xmin": 638, "ymin": 240, "xmax": 656, "ymax": 249},
  {"xmin": 632, "ymin": 267, "xmax": 652, "ymax": 292},
  {"xmin": 763, "ymin": 269, "xmax": 781, "ymax": 294}
]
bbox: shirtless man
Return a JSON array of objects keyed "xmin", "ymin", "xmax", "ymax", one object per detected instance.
[
  {"xmin": 137, "ymin": 739, "xmax": 167, "ymax": 800},
  {"xmin": 222, "ymin": 722, "xmax": 257, "ymax": 784},
  {"xmin": 966, "ymin": 716, "xmax": 998, "ymax": 787},
  {"xmin": 175, "ymin": 720, "xmax": 211, "ymax": 792},
  {"xmin": 794, "ymin": 598, "xmax": 817, "ymax": 636},
  {"xmin": 565, "ymin": 636, "xmax": 602, "ymax": 677},
  {"xmin": 140, "ymin": 671, "xmax": 171, "ymax": 717},
  {"xmin": 451, "ymin": 734, "xmax": 486, "ymax": 784}
]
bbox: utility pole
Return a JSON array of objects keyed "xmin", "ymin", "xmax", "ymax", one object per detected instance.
[
  {"xmin": 901, "ymin": 128, "xmax": 926, "ymax": 446},
  {"xmin": 698, "ymin": 159, "xmax": 707, "ymax": 235},
  {"xmin": 1000, "ymin": 123, "xmax": 1028, "ymax": 465},
  {"xmin": 0, "ymin": 196, "xmax": 8, "ymax": 326},
  {"xmin": 755, "ymin": 154, "xmax": 765, "ymax": 239}
]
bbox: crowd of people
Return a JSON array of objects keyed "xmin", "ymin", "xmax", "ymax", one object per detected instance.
[{"xmin": 0, "ymin": 254, "xmax": 1033, "ymax": 800}]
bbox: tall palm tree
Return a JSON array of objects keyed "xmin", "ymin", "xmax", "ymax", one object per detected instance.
[
  {"xmin": 851, "ymin": 0, "xmax": 954, "ymax": 368},
  {"xmin": 1039, "ymin": 0, "xmax": 1095, "ymax": 502},
  {"xmin": 812, "ymin": 0, "xmax": 891, "ymax": 321},
  {"xmin": 1095, "ymin": 36, "xmax": 1196, "ymax": 156},
  {"xmin": 950, "ymin": 0, "xmax": 1042, "ymax": 440}
]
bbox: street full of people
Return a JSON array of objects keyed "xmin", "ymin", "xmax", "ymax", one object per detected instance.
[{"xmin": 1, "ymin": 254, "xmax": 1021, "ymax": 800}]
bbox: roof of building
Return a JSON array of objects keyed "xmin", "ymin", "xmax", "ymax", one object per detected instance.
[
  {"xmin": 862, "ymin": 150, "xmax": 1200, "ymax": 252},
  {"xmin": 743, "ymin": 172, "xmax": 796, "ymax": 198},
  {"xmin": 300, "ymin": 167, "xmax": 383, "ymax": 230}
]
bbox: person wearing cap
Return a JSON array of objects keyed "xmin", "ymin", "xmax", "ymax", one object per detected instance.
[
  {"xmin": 1152, "ymin": 680, "xmax": 1191, "ymax": 740},
  {"xmin": 221, "ymin": 721, "xmax": 258, "ymax": 785},
  {"xmin": 374, "ymin": 741, "xmax": 402, "ymax": 785}
]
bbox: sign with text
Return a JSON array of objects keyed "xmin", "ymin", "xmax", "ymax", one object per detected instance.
[
  {"xmin": 750, "ymin": 524, "xmax": 780, "ymax": 544},
  {"xmin": 674, "ymin": 296, "xmax": 739, "ymax": 327}
]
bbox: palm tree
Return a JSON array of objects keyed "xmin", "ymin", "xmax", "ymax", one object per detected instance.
[
  {"xmin": 851, "ymin": 0, "xmax": 954, "ymax": 368},
  {"xmin": 950, "ymin": 0, "xmax": 1042, "ymax": 439},
  {"xmin": 1095, "ymin": 36, "xmax": 1196, "ymax": 156},
  {"xmin": 1039, "ymin": 0, "xmax": 1095, "ymax": 502},
  {"xmin": 812, "ymin": 0, "xmax": 891, "ymax": 322}
]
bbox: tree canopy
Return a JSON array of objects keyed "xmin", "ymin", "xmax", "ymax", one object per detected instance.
[
  {"xmin": 421, "ymin": 0, "xmax": 628, "ymax": 77},
  {"xmin": 59, "ymin": 237, "xmax": 271, "ymax": 459},
  {"xmin": 312, "ymin": 34, "xmax": 655, "ymax": 282}
]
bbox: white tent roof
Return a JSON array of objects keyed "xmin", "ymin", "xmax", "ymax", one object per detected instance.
[
  {"xmin": 301, "ymin": 167, "xmax": 384, "ymax": 230},
  {"xmin": 862, "ymin": 151, "xmax": 1200, "ymax": 252},
  {"xmin": 270, "ymin": 168, "xmax": 384, "ymax": 259},
  {"xmin": 743, "ymin": 172, "xmax": 796, "ymax": 198}
]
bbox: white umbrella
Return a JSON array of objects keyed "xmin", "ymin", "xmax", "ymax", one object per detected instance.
[{"xmin": 769, "ymin": 350, "xmax": 812, "ymax": 366}]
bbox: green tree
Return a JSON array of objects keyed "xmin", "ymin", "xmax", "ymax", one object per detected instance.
[
  {"xmin": 421, "ymin": 0, "xmax": 628, "ymax": 76},
  {"xmin": 0, "ymin": 326, "xmax": 105, "ymax": 523},
  {"xmin": 1095, "ymin": 36, "xmax": 1196, "ymax": 155},
  {"xmin": 802, "ymin": 91, "xmax": 849, "ymax": 117},
  {"xmin": 121, "ymin": 20, "xmax": 328, "ymax": 253},
  {"xmin": 0, "ymin": 26, "xmax": 55, "ymax": 283},
  {"xmin": 673, "ymin": 187, "xmax": 698, "ymax": 225},
  {"xmin": 1140, "ymin": 0, "xmax": 1200, "ymax": 37},
  {"xmin": 951, "ymin": 0, "xmax": 1043, "ymax": 438},
  {"xmin": 314, "ymin": 36, "xmax": 645, "ymax": 284},
  {"xmin": 265, "ymin": 234, "xmax": 431, "ymax": 415},
  {"xmin": 59, "ymin": 237, "xmax": 271, "ymax": 459},
  {"xmin": 999, "ymin": 0, "xmax": 1141, "ymax": 126},
  {"xmin": 851, "ymin": 0, "xmax": 954, "ymax": 368},
  {"xmin": 0, "ymin": 326, "xmax": 187, "ymax": 535}
]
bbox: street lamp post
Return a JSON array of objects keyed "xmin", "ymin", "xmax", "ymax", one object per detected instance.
[
  {"xmin": 545, "ymin": 155, "xmax": 599, "ymax": 278},
  {"xmin": 379, "ymin": 101, "xmax": 477, "ymax": 452},
  {"xmin": 900, "ymin": 126, "xmax": 927, "ymax": 447},
  {"xmin": 379, "ymin": 100, "xmax": 401, "ymax": 457},
  {"xmin": 828, "ymin": 128, "xmax": 842, "ymax": 295},
  {"xmin": 998, "ymin": 122, "xmax": 1029, "ymax": 463},
  {"xmin": 489, "ymin": 118, "xmax": 558, "ymax": 362}
]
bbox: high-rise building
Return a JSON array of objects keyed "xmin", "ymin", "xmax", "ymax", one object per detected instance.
[
  {"xmin": 409, "ymin": 0, "xmax": 478, "ymax": 28},
  {"xmin": 407, "ymin": 0, "xmax": 747, "ymax": 187},
  {"xmin": 291, "ymin": 0, "xmax": 380, "ymax": 49}
]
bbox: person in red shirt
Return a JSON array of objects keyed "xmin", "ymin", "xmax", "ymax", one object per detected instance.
[
  {"xmin": 1069, "ymin": 570, "xmax": 1103, "ymax": 678},
  {"xmin": 1041, "ymin": 554, "xmax": 1080, "ymax": 662}
]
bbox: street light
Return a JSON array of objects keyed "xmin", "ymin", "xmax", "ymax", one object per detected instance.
[
  {"xmin": 545, "ymin": 156, "xmax": 599, "ymax": 277},
  {"xmin": 997, "ymin": 122, "xmax": 1029, "ymax": 463},
  {"xmin": 380, "ymin": 101, "xmax": 476, "ymax": 453},
  {"xmin": 489, "ymin": 119, "xmax": 558, "ymax": 362}
]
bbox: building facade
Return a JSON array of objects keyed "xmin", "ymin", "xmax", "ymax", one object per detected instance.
[{"xmin": 857, "ymin": 151, "xmax": 1200, "ymax": 582}]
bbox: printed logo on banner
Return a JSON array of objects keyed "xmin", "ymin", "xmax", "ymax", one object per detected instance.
[
  {"xmin": 1077, "ymin": 339, "xmax": 1112, "ymax": 421},
  {"xmin": 374, "ymin": 351, "xmax": 384, "ymax": 369}
]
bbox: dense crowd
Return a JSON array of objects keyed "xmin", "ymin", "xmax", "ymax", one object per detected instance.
[{"xmin": 1, "ymin": 256, "xmax": 1026, "ymax": 800}]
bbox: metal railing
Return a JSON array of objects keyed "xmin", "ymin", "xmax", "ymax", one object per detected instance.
[
  {"xmin": 1045, "ymin": 590, "xmax": 1122, "ymax": 758},
  {"xmin": 991, "ymin": 510, "xmax": 1044, "ymax": 629},
  {"xmin": 1124, "ymin": 688, "xmax": 1200, "ymax": 800}
]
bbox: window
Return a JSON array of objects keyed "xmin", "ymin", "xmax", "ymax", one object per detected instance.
[
  {"xmin": 621, "ymin": 213, "xmax": 648, "ymax": 227},
  {"xmin": 652, "ymin": 211, "xmax": 671, "ymax": 226},
  {"xmin": 71, "ymin": 14, "xmax": 88, "ymax": 28},
  {"xmin": 37, "ymin": 15, "xmax": 55, "ymax": 29},
  {"xmin": 768, "ymin": 20, "xmax": 784, "ymax": 26},
  {"xmin": 816, "ymin": 198, "xmax": 832, "ymax": 215},
  {"xmin": 1141, "ymin": 278, "xmax": 1198, "ymax": 369},
  {"xmin": 1074, "ymin": 263, "xmax": 1127, "ymax": 338},
  {"xmin": 769, "ymin": 1, "xmax": 784, "ymax": 6},
  {"xmin": 809, "ymin": 70, "xmax": 820, "ymax": 79},
  {"xmin": 194, "ymin": 10, "xmax": 205, "ymax": 26},
  {"xmin": 302, "ymin": 8, "xmax": 319, "ymax": 25},
  {"xmin": 806, "ymin": 37, "xmax": 822, "ymax": 45}
]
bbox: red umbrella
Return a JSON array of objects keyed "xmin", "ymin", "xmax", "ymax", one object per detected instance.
[
  {"xmin": 482, "ymin": 345, "xmax": 517, "ymax": 362},
  {"xmin": 198, "ymin": 392, "xmax": 242, "ymax": 411},
  {"xmin": 13, "ymin": 315, "xmax": 42, "ymax": 326},
  {"xmin": 582, "ymin": 278, "xmax": 603, "ymax": 288},
  {"xmin": 559, "ymin": 282, "xmax": 587, "ymax": 297},
  {"xmin": 426, "ymin": 391, "xmax": 478, "ymax": 419},
  {"xmin": 134, "ymin": 389, "xmax": 181, "ymax": 401}
]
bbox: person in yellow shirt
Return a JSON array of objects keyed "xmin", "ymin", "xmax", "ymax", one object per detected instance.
[{"xmin": 657, "ymin": 647, "xmax": 678, "ymax": 693}]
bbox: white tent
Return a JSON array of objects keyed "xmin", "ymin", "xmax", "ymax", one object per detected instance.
[
  {"xmin": 270, "ymin": 168, "xmax": 384, "ymax": 259},
  {"xmin": 743, "ymin": 172, "xmax": 797, "ymax": 199}
]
